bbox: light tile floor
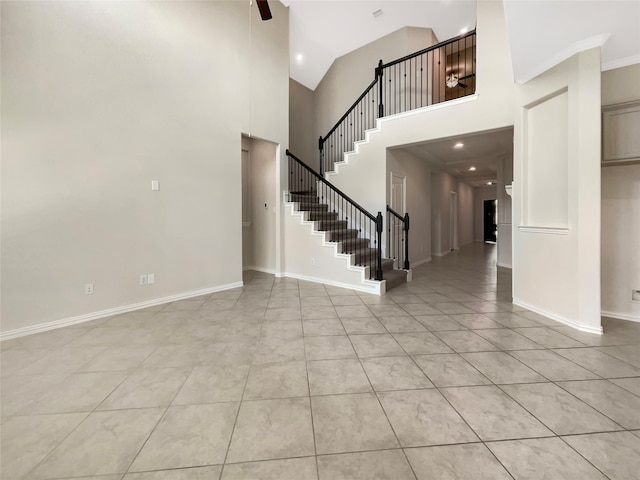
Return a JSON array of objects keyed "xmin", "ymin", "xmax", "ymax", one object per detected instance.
[{"xmin": 2, "ymin": 243, "xmax": 640, "ymax": 479}]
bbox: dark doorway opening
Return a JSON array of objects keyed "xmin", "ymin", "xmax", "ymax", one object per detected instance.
[{"xmin": 483, "ymin": 199, "xmax": 497, "ymax": 243}]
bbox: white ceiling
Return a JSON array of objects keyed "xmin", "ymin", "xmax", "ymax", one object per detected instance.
[
  {"xmin": 397, "ymin": 127, "xmax": 513, "ymax": 187},
  {"xmin": 282, "ymin": 0, "xmax": 640, "ymax": 90},
  {"xmin": 282, "ymin": 0, "xmax": 476, "ymax": 90},
  {"xmin": 503, "ymin": 0, "xmax": 640, "ymax": 84}
]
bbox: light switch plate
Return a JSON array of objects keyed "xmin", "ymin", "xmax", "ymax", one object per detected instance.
[{"xmin": 151, "ymin": 180, "xmax": 159, "ymax": 191}]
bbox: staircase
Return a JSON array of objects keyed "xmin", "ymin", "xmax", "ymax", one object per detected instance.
[
  {"xmin": 284, "ymin": 31, "xmax": 478, "ymax": 293},
  {"xmin": 289, "ymin": 189, "xmax": 408, "ymax": 291}
]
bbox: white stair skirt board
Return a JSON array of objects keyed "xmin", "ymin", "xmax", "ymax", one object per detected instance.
[
  {"xmin": 513, "ymin": 298, "xmax": 604, "ymax": 335},
  {"xmin": 0, "ymin": 281, "xmax": 244, "ymax": 341},
  {"xmin": 325, "ymin": 95, "xmax": 479, "ymax": 178},
  {"xmin": 601, "ymin": 310, "xmax": 640, "ymax": 323},
  {"xmin": 283, "ymin": 201, "xmax": 384, "ymax": 295}
]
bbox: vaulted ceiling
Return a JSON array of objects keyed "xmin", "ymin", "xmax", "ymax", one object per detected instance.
[{"xmin": 283, "ymin": 0, "xmax": 640, "ymax": 90}]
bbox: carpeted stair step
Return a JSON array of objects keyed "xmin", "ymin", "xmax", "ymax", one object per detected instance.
[
  {"xmin": 384, "ymin": 269, "xmax": 408, "ymax": 291},
  {"xmin": 340, "ymin": 237, "xmax": 370, "ymax": 254},
  {"xmin": 308, "ymin": 211, "xmax": 339, "ymax": 221},
  {"xmin": 352, "ymin": 248, "xmax": 380, "ymax": 265},
  {"xmin": 325, "ymin": 228, "xmax": 359, "ymax": 242},
  {"xmin": 318, "ymin": 220, "xmax": 348, "ymax": 231}
]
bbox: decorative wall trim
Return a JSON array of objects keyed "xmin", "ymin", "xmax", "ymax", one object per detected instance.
[
  {"xmin": 601, "ymin": 310, "xmax": 640, "ymax": 323},
  {"xmin": 281, "ymin": 271, "xmax": 382, "ymax": 295},
  {"xmin": 602, "ymin": 53, "xmax": 640, "ymax": 72},
  {"xmin": 516, "ymin": 33, "xmax": 610, "ymax": 85},
  {"xmin": 0, "ymin": 281, "xmax": 244, "ymax": 341},
  {"xmin": 513, "ymin": 298, "xmax": 604, "ymax": 335},
  {"xmin": 518, "ymin": 226, "xmax": 570, "ymax": 235}
]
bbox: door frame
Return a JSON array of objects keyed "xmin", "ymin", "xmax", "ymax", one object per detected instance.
[
  {"xmin": 389, "ymin": 172, "xmax": 407, "ymax": 262},
  {"xmin": 450, "ymin": 191, "xmax": 458, "ymax": 252}
]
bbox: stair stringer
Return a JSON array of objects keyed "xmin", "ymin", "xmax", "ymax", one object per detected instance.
[{"xmin": 283, "ymin": 200, "xmax": 385, "ymax": 295}]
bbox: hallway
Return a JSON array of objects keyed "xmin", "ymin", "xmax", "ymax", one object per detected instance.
[{"xmin": 2, "ymin": 244, "xmax": 640, "ymax": 479}]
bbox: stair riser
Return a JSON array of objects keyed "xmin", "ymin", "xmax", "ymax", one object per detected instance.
[
  {"xmin": 290, "ymin": 196, "xmax": 319, "ymax": 203},
  {"xmin": 318, "ymin": 221, "xmax": 348, "ymax": 231},
  {"xmin": 298, "ymin": 204, "xmax": 329, "ymax": 212},
  {"xmin": 309, "ymin": 213, "xmax": 339, "ymax": 221},
  {"xmin": 340, "ymin": 240, "xmax": 370, "ymax": 253},
  {"xmin": 326, "ymin": 230, "xmax": 358, "ymax": 241}
]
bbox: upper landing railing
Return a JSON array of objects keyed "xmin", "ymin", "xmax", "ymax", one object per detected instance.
[{"xmin": 319, "ymin": 30, "xmax": 476, "ymax": 175}]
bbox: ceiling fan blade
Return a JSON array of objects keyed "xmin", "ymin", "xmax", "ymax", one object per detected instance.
[
  {"xmin": 256, "ymin": 0, "xmax": 272, "ymax": 21},
  {"xmin": 458, "ymin": 73, "xmax": 476, "ymax": 80},
  {"xmin": 458, "ymin": 82, "xmax": 468, "ymax": 88}
]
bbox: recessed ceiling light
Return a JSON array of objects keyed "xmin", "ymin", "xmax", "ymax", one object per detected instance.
[
  {"xmin": 372, "ymin": 9, "xmax": 383, "ymax": 18},
  {"xmin": 469, "ymin": 166, "xmax": 476, "ymax": 171},
  {"xmin": 460, "ymin": 27, "xmax": 468, "ymax": 34},
  {"xmin": 296, "ymin": 53, "xmax": 303, "ymax": 62},
  {"xmin": 454, "ymin": 142, "xmax": 464, "ymax": 148},
  {"xmin": 487, "ymin": 181, "xmax": 493, "ymax": 185}
]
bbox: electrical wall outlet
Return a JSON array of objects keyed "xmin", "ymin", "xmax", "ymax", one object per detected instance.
[
  {"xmin": 311, "ymin": 257, "xmax": 316, "ymax": 265},
  {"xmin": 140, "ymin": 275, "xmax": 147, "ymax": 286},
  {"xmin": 85, "ymin": 283, "xmax": 94, "ymax": 295},
  {"xmin": 147, "ymin": 273, "xmax": 155, "ymax": 285}
]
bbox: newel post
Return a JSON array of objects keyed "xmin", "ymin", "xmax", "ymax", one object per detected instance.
[
  {"xmin": 376, "ymin": 59, "xmax": 384, "ymax": 119},
  {"xmin": 403, "ymin": 213, "xmax": 410, "ymax": 270}
]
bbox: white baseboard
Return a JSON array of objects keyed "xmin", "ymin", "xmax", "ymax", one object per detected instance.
[
  {"xmin": 281, "ymin": 271, "xmax": 382, "ymax": 295},
  {"xmin": 601, "ymin": 310, "xmax": 640, "ymax": 323},
  {"xmin": 513, "ymin": 298, "xmax": 604, "ymax": 335},
  {"xmin": 0, "ymin": 281, "xmax": 244, "ymax": 341},
  {"xmin": 243, "ymin": 266, "xmax": 276, "ymax": 274},
  {"xmin": 411, "ymin": 257, "xmax": 432, "ymax": 268}
]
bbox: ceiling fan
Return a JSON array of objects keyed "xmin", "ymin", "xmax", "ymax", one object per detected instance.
[{"xmin": 446, "ymin": 72, "xmax": 476, "ymax": 89}]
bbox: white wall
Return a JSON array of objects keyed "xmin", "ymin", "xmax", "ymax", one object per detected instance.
[
  {"xmin": 1, "ymin": 1, "xmax": 289, "ymax": 335},
  {"xmin": 474, "ymin": 186, "xmax": 498, "ymax": 242},
  {"xmin": 600, "ymin": 64, "xmax": 640, "ymax": 321},
  {"xmin": 512, "ymin": 48, "xmax": 602, "ymax": 333},
  {"xmin": 386, "ymin": 149, "xmax": 432, "ymax": 266}
]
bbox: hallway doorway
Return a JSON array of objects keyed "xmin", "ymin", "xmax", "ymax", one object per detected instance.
[{"xmin": 483, "ymin": 199, "xmax": 497, "ymax": 243}]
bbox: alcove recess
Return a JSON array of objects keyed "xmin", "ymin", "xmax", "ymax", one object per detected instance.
[{"xmin": 602, "ymin": 100, "xmax": 640, "ymax": 166}]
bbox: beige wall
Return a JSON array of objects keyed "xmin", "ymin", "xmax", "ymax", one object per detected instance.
[
  {"xmin": 313, "ymin": 27, "xmax": 438, "ymax": 140},
  {"xmin": 458, "ymin": 183, "xmax": 475, "ymax": 247},
  {"xmin": 1, "ymin": 1, "xmax": 289, "ymax": 334},
  {"xmin": 600, "ymin": 64, "xmax": 640, "ymax": 321},
  {"xmin": 289, "ymin": 78, "xmax": 316, "ymax": 168},
  {"xmin": 386, "ymin": 149, "xmax": 432, "ymax": 266}
]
